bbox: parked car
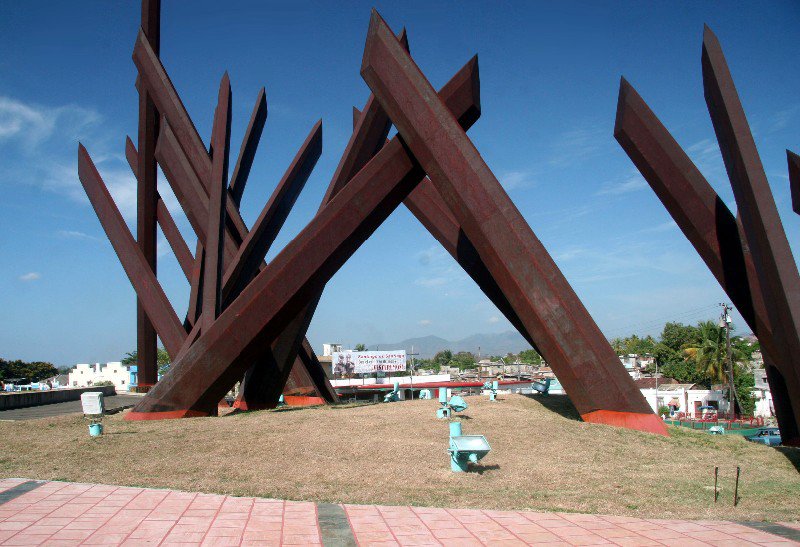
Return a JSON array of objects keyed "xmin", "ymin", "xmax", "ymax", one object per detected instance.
[{"xmin": 745, "ymin": 427, "xmax": 781, "ymax": 446}]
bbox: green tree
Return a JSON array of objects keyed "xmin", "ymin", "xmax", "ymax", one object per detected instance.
[
  {"xmin": 0, "ymin": 359, "xmax": 58, "ymax": 382},
  {"xmin": 433, "ymin": 350, "xmax": 453, "ymax": 367},
  {"xmin": 683, "ymin": 321, "xmax": 745, "ymax": 384},
  {"xmin": 451, "ymin": 351, "xmax": 476, "ymax": 370},
  {"xmin": 354, "ymin": 343, "xmax": 367, "ymax": 352},
  {"xmin": 733, "ymin": 363, "xmax": 755, "ymax": 416},
  {"xmin": 122, "ymin": 348, "xmax": 172, "ymax": 376},
  {"xmin": 518, "ymin": 349, "xmax": 542, "ymax": 365},
  {"xmin": 660, "ymin": 322, "xmax": 700, "ymax": 353}
]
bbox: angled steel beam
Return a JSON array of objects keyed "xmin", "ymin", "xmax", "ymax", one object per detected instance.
[
  {"xmin": 156, "ymin": 197, "xmax": 194, "ymax": 282},
  {"xmin": 614, "ymin": 77, "xmax": 799, "ymax": 444},
  {"xmin": 133, "ymin": 30, "xmax": 249, "ymax": 247},
  {"xmin": 241, "ymin": 55, "xmax": 482, "ymax": 411},
  {"xmin": 352, "ymin": 106, "xmax": 361, "ymax": 130},
  {"xmin": 136, "ymin": 0, "xmax": 161, "ymax": 388},
  {"xmin": 127, "ymin": 132, "xmax": 427, "ymax": 418},
  {"xmin": 298, "ymin": 338, "xmax": 337, "ymax": 402},
  {"xmin": 157, "ymin": 115, "xmax": 330, "ymax": 409},
  {"xmin": 201, "ymin": 74, "xmax": 232, "ymax": 331},
  {"xmin": 346, "ymin": 54, "xmax": 536, "ymax": 353},
  {"xmin": 222, "ymin": 120, "xmax": 323, "ymax": 305},
  {"xmin": 702, "ymin": 26, "xmax": 800, "ymax": 444},
  {"xmin": 788, "ymin": 150, "xmax": 800, "ymax": 216},
  {"xmin": 361, "ymin": 10, "xmax": 665, "ymax": 435},
  {"xmin": 78, "ymin": 144, "xmax": 186, "ymax": 359},
  {"xmin": 229, "ymin": 88, "xmax": 267, "ymax": 207},
  {"xmin": 186, "ymin": 241, "xmax": 204, "ymax": 328},
  {"xmin": 126, "ymin": 137, "xmax": 194, "ymax": 281}
]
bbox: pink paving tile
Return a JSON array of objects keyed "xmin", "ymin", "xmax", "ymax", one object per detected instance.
[
  {"xmin": 538, "ymin": 519, "xmax": 578, "ymax": 529},
  {"xmin": 732, "ymin": 531, "xmax": 794, "ymax": 543},
  {"xmin": 2, "ymin": 533, "xmax": 52, "ymax": 545},
  {"xmin": 201, "ymin": 536, "xmax": 242, "ymax": 546},
  {"xmin": 659, "ymin": 538, "xmax": 714, "ymax": 547},
  {"xmin": 437, "ymin": 540, "xmax": 484, "ymax": 547},
  {"xmin": 79, "ymin": 532, "xmax": 131, "ymax": 544},
  {"xmin": 0, "ymin": 521, "xmax": 31, "ymax": 531},
  {"xmin": 611, "ymin": 537, "xmax": 667, "ymax": 546},
  {"xmin": 516, "ymin": 531, "xmax": 565, "ymax": 543},
  {"xmin": 162, "ymin": 530, "xmax": 208, "ymax": 543},
  {"xmin": 390, "ymin": 524, "xmax": 436, "ymax": 536},
  {"xmin": 355, "ymin": 530, "xmax": 400, "ymax": 542},
  {"xmin": 390, "ymin": 534, "xmax": 441, "ymax": 545},
  {"xmin": 430, "ymin": 527, "xmax": 475, "ymax": 539},
  {"xmin": 637, "ymin": 526, "xmax": 690, "ymax": 540},
  {"xmin": 552, "ymin": 525, "xmax": 596, "ymax": 537},
  {"xmin": 281, "ymin": 534, "xmax": 321, "ymax": 545},
  {"xmin": 563, "ymin": 535, "xmax": 612, "ymax": 546},
  {"xmin": 687, "ymin": 529, "xmax": 740, "ymax": 541},
  {"xmin": 49, "ymin": 528, "xmax": 97, "ymax": 541},
  {"xmin": 590, "ymin": 527, "xmax": 639, "ymax": 540}
]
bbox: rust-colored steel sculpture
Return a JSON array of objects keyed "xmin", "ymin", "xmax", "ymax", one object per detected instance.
[
  {"xmin": 359, "ymin": 10, "xmax": 664, "ymax": 435},
  {"xmin": 615, "ymin": 27, "xmax": 800, "ymax": 446},
  {"xmin": 135, "ymin": 0, "xmax": 161, "ymax": 390},
  {"xmin": 788, "ymin": 150, "xmax": 800, "ymax": 216},
  {"xmin": 81, "ymin": 3, "xmax": 665, "ymax": 434}
]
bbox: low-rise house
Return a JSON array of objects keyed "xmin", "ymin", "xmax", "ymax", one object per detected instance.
[{"xmin": 67, "ymin": 362, "xmax": 132, "ymax": 391}]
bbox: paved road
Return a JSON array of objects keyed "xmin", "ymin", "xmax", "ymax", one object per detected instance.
[
  {"xmin": 0, "ymin": 478, "xmax": 797, "ymax": 546},
  {"xmin": 0, "ymin": 394, "xmax": 143, "ymax": 421}
]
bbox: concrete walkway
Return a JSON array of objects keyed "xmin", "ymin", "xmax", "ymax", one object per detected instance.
[
  {"xmin": 0, "ymin": 395, "xmax": 143, "ymax": 421},
  {"xmin": 0, "ymin": 478, "xmax": 797, "ymax": 546}
]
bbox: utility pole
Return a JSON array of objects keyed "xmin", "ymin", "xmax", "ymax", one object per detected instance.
[
  {"xmin": 720, "ymin": 303, "xmax": 738, "ymax": 420},
  {"xmin": 408, "ymin": 345, "xmax": 419, "ymax": 400}
]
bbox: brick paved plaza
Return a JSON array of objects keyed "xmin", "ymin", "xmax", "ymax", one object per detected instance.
[{"xmin": 0, "ymin": 478, "xmax": 798, "ymax": 546}]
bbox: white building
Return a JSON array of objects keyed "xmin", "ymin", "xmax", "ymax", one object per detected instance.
[
  {"xmin": 68, "ymin": 362, "xmax": 132, "ymax": 391},
  {"xmin": 751, "ymin": 368, "xmax": 774, "ymax": 418},
  {"xmin": 322, "ymin": 343, "xmax": 342, "ymax": 357},
  {"xmin": 639, "ymin": 385, "xmax": 728, "ymax": 417}
]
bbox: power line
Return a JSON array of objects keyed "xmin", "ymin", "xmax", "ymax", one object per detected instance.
[{"xmin": 605, "ymin": 304, "xmax": 720, "ymax": 339}]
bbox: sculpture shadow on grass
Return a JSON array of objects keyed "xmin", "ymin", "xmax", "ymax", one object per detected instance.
[
  {"xmin": 774, "ymin": 446, "xmax": 800, "ymax": 473},
  {"xmin": 523, "ymin": 393, "xmax": 582, "ymax": 422}
]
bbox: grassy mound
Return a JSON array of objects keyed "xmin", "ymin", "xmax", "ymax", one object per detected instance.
[{"xmin": 1, "ymin": 394, "xmax": 797, "ymax": 521}]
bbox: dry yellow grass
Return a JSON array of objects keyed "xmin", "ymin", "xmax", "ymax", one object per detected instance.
[{"xmin": 1, "ymin": 394, "xmax": 798, "ymax": 521}]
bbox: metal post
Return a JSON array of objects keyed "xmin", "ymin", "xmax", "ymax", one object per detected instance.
[{"xmin": 734, "ymin": 466, "xmax": 740, "ymax": 506}]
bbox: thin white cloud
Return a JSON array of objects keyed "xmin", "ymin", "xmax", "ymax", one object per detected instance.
[
  {"xmin": 596, "ymin": 173, "xmax": 647, "ymax": 196},
  {"xmin": 56, "ymin": 230, "xmax": 100, "ymax": 241},
  {"xmin": 19, "ymin": 272, "xmax": 41, "ymax": 282},
  {"xmin": 499, "ymin": 170, "xmax": 535, "ymax": 191},
  {"xmin": 415, "ymin": 276, "xmax": 448, "ymax": 287},
  {"xmin": 418, "ymin": 319, "xmax": 432, "ymax": 326},
  {"xmin": 488, "ymin": 315, "xmax": 500, "ymax": 324},
  {"xmin": 548, "ymin": 125, "xmax": 607, "ymax": 167}
]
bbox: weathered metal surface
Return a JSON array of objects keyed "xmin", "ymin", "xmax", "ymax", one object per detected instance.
[
  {"xmin": 615, "ymin": 77, "xmax": 800, "ymax": 445},
  {"xmin": 78, "ymin": 145, "xmax": 186, "ymax": 359},
  {"xmin": 229, "ymin": 88, "xmax": 267, "ymax": 207},
  {"xmin": 201, "ymin": 74, "xmax": 232, "ymax": 331},
  {"xmin": 788, "ymin": 150, "xmax": 800, "ymax": 216},
  {"xmin": 156, "ymin": 197, "xmax": 194, "ymax": 282},
  {"xmin": 251, "ymin": 55, "xmax": 481, "ymax": 411},
  {"xmin": 135, "ymin": 0, "xmax": 161, "ymax": 388},
  {"xmin": 360, "ymin": 10, "xmax": 664, "ymax": 434},
  {"xmin": 126, "ymin": 137, "xmax": 194, "ymax": 281},
  {"xmin": 702, "ymin": 27, "xmax": 800, "ymax": 444},
  {"xmin": 127, "ymin": 132, "xmax": 427, "ymax": 417},
  {"xmin": 222, "ymin": 120, "xmax": 322, "ymax": 305}
]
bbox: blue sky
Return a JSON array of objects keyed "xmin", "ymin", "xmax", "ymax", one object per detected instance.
[{"xmin": 1, "ymin": 2, "xmax": 799, "ymax": 366}]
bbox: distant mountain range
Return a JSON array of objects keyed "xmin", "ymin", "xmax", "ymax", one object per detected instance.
[{"xmin": 369, "ymin": 331, "xmax": 530, "ymax": 359}]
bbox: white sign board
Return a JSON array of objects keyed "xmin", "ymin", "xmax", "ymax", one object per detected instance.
[
  {"xmin": 80, "ymin": 392, "xmax": 105, "ymax": 415},
  {"xmin": 332, "ymin": 350, "xmax": 406, "ymax": 374}
]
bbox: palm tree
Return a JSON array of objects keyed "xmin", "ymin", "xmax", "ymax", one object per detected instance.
[
  {"xmin": 354, "ymin": 343, "xmax": 367, "ymax": 352},
  {"xmin": 683, "ymin": 319, "xmax": 746, "ymax": 398},
  {"xmin": 683, "ymin": 321, "xmax": 728, "ymax": 384}
]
